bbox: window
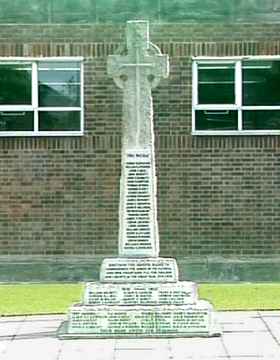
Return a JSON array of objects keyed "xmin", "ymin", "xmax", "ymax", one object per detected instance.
[
  {"xmin": 0, "ymin": 57, "xmax": 83, "ymax": 136},
  {"xmin": 193, "ymin": 56, "xmax": 280, "ymax": 135}
]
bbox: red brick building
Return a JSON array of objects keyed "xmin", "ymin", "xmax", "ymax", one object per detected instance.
[{"xmin": 0, "ymin": 16, "xmax": 280, "ymax": 281}]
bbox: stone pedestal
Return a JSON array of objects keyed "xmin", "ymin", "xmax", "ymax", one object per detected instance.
[
  {"xmin": 58, "ymin": 258, "xmax": 220, "ymax": 338},
  {"xmin": 57, "ymin": 20, "xmax": 220, "ymax": 339},
  {"xmin": 58, "ymin": 277, "xmax": 219, "ymax": 338}
]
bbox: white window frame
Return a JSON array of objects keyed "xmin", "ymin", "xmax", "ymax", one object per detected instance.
[
  {"xmin": 0, "ymin": 57, "xmax": 84, "ymax": 137},
  {"xmin": 192, "ymin": 55, "xmax": 280, "ymax": 135}
]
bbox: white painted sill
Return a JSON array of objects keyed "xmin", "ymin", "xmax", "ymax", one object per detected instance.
[
  {"xmin": 192, "ymin": 130, "xmax": 280, "ymax": 136},
  {"xmin": 0, "ymin": 131, "xmax": 84, "ymax": 137}
]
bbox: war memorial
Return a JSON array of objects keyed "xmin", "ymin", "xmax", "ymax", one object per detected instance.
[{"xmin": 58, "ymin": 20, "xmax": 219, "ymax": 338}]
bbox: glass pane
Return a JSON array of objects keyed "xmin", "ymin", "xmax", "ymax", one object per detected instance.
[
  {"xmin": 38, "ymin": 62, "xmax": 81, "ymax": 107},
  {"xmin": 243, "ymin": 110, "xmax": 280, "ymax": 130},
  {"xmin": 0, "ymin": 63, "xmax": 32, "ymax": 105},
  {"xmin": 39, "ymin": 111, "xmax": 81, "ymax": 131},
  {"xmin": 198, "ymin": 63, "xmax": 235, "ymax": 104},
  {"xmin": 196, "ymin": 110, "xmax": 238, "ymax": 131},
  {"xmin": 243, "ymin": 60, "xmax": 280, "ymax": 105},
  {"xmin": 0, "ymin": 111, "xmax": 33, "ymax": 131}
]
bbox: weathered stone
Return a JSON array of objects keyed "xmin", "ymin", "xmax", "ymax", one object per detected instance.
[
  {"xmin": 100, "ymin": 257, "xmax": 178, "ymax": 283},
  {"xmin": 84, "ymin": 281, "xmax": 197, "ymax": 305}
]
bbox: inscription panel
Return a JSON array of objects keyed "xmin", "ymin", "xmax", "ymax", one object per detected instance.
[
  {"xmin": 100, "ymin": 258, "xmax": 178, "ymax": 283},
  {"xmin": 84, "ymin": 282, "xmax": 197, "ymax": 305},
  {"xmin": 120, "ymin": 149, "xmax": 158, "ymax": 256},
  {"xmin": 68, "ymin": 302, "xmax": 213, "ymax": 336}
]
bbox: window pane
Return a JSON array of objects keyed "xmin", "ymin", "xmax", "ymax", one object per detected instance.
[
  {"xmin": 0, "ymin": 111, "xmax": 33, "ymax": 131},
  {"xmin": 243, "ymin": 110, "xmax": 280, "ymax": 130},
  {"xmin": 38, "ymin": 62, "xmax": 81, "ymax": 107},
  {"xmin": 196, "ymin": 110, "xmax": 238, "ymax": 131},
  {"xmin": 198, "ymin": 63, "xmax": 235, "ymax": 104},
  {"xmin": 39, "ymin": 111, "xmax": 81, "ymax": 131},
  {"xmin": 0, "ymin": 63, "xmax": 32, "ymax": 105},
  {"xmin": 243, "ymin": 60, "xmax": 280, "ymax": 105}
]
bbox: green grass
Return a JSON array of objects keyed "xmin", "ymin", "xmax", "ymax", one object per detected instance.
[
  {"xmin": 199, "ymin": 283, "xmax": 280, "ymax": 311},
  {"xmin": 0, "ymin": 283, "xmax": 279, "ymax": 316},
  {"xmin": 0, "ymin": 284, "xmax": 84, "ymax": 316}
]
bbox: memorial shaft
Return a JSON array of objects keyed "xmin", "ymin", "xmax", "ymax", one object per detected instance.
[{"xmin": 108, "ymin": 21, "xmax": 169, "ymax": 257}]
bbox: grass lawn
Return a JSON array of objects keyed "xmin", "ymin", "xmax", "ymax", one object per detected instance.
[
  {"xmin": 199, "ymin": 283, "xmax": 280, "ymax": 311},
  {"xmin": 0, "ymin": 283, "xmax": 279, "ymax": 316}
]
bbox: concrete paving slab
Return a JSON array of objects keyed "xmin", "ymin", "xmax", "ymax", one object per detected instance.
[
  {"xmin": 218, "ymin": 311, "xmax": 259, "ymax": 322},
  {"xmin": 222, "ymin": 331, "xmax": 280, "ymax": 358},
  {"xmin": 2, "ymin": 338, "xmax": 62, "ymax": 360},
  {"xmin": 115, "ymin": 338, "xmax": 169, "ymax": 349},
  {"xmin": 227, "ymin": 358, "xmax": 265, "ymax": 360},
  {"xmin": 260, "ymin": 316, "xmax": 280, "ymax": 344},
  {"xmin": 15, "ymin": 317, "xmax": 61, "ymax": 337},
  {"xmin": 58, "ymin": 339, "xmax": 116, "ymax": 360},
  {"xmin": 170, "ymin": 337, "xmax": 227, "ymax": 359},
  {"xmin": 0, "ymin": 316, "xmax": 25, "ymax": 322},
  {"xmin": 231, "ymin": 358, "xmax": 280, "ymax": 360},
  {"xmin": 258, "ymin": 310, "xmax": 280, "ymax": 317},
  {"xmin": 218, "ymin": 312, "xmax": 267, "ymax": 333},
  {"xmin": 0, "ymin": 340, "xmax": 9, "ymax": 357},
  {"xmin": 0, "ymin": 316, "xmax": 25, "ymax": 338},
  {"xmin": 115, "ymin": 339, "xmax": 171, "ymax": 360},
  {"xmin": 114, "ymin": 348, "xmax": 171, "ymax": 360},
  {"xmin": 171, "ymin": 356, "xmax": 229, "ymax": 359}
]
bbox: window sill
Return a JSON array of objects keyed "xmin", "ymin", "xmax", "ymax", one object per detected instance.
[
  {"xmin": 192, "ymin": 130, "xmax": 280, "ymax": 136},
  {"xmin": 0, "ymin": 131, "xmax": 84, "ymax": 137}
]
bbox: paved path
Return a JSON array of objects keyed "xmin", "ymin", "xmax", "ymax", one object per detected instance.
[{"xmin": 0, "ymin": 311, "xmax": 280, "ymax": 359}]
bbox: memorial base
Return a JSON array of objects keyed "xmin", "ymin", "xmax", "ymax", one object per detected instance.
[
  {"xmin": 58, "ymin": 301, "xmax": 220, "ymax": 339},
  {"xmin": 60, "ymin": 258, "xmax": 221, "ymax": 338}
]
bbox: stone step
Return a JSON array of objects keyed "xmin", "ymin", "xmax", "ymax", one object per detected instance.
[
  {"xmin": 60, "ymin": 301, "xmax": 220, "ymax": 338},
  {"xmin": 84, "ymin": 281, "xmax": 198, "ymax": 305},
  {"xmin": 100, "ymin": 257, "xmax": 178, "ymax": 283}
]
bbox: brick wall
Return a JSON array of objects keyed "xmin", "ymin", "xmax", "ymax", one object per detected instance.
[{"xmin": 0, "ymin": 23, "xmax": 280, "ymax": 257}]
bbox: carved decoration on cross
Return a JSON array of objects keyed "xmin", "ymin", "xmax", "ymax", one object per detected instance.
[
  {"xmin": 107, "ymin": 20, "xmax": 169, "ymax": 89},
  {"xmin": 108, "ymin": 20, "xmax": 169, "ymax": 149}
]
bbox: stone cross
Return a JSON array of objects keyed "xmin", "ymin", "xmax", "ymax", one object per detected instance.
[
  {"xmin": 108, "ymin": 21, "xmax": 169, "ymax": 257},
  {"xmin": 108, "ymin": 20, "xmax": 169, "ymax": 149}
]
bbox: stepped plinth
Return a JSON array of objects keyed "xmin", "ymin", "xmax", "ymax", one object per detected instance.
[{"xmin": 58, "ymin": 20, "xmax": 220, "ymax": 339}]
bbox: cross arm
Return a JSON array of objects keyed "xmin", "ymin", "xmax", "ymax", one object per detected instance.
[
  {"xmin": 148, "ymin": 54, "xmax": 169, "ymax": 88},
  {"xmin": 107, "ymin": 55, "xmax": 129, "ymax": 89}
]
